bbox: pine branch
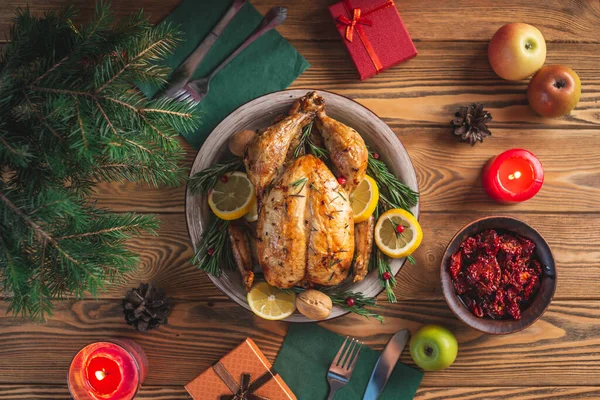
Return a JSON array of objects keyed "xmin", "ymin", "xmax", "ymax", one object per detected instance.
[{"xmin": 0, "ymin": 4, "xmax": 199, "ymax": 318}]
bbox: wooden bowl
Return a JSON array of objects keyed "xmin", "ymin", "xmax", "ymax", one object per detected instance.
[
  {"xmin": 440, "ymin": 216, "xmax": 556, "ymax": 334},
  {"xmin": 185, "ymin": 89, "xmax": 419, "ymax": 322}
]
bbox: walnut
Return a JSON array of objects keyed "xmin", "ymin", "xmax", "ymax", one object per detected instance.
[
  {"xmin": 229, "ymin": 129, "xmax": 256, "ymax": 157},
  {"xmin": 296, "ymin": 289, "xmax": 332, "ymax": 320}
]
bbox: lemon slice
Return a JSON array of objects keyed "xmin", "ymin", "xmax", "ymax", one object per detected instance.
[
  {"xmin": 208, "ymin": 171, "xmax": 255, "ymax": 221},
  {"xmin": 375, "ymin": 208, "xmax": 423, "ymax": 258},
  {"xmin": 247, "ymin": 282, "xmax": 296, "ymax": 320},
  {"xmin": 244, "ymin": 197, "xmax": 258, "ymax": 222},
  {"xmin": 350, "ymin": 175, "xmax": 379, "ymax": 223}
]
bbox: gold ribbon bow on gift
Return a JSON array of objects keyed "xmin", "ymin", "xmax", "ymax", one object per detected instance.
[{"xmin": 213, "ymin": 361, "xmax": 274, "ymax": 400}]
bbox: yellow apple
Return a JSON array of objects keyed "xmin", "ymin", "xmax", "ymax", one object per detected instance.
[{"xmin": 488, "ymin": 23, "xmax": 546, "ymax": 81}]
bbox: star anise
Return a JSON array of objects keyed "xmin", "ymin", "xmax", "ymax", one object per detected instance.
[{"xmin": 451, "ymin": 104, "xmax": 492, "ymax": 145}]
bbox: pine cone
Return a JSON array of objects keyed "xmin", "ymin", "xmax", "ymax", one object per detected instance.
[
  {"xmin": 122, "ymin": 283, "xmax": 170, "ymax": 332},
  {"xmin": 451, "ymin": 104, "xmax": 492, "ymax": 145}
]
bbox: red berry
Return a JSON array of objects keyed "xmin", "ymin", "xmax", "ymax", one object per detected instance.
[
  {"xmin": 207, "ymin": 248, "xmax": 215, "ymax": 256},
  {"xmin": 345, "ymin": 297, "xmax": 355, "ymax": 307},
  {"xmin": 395, "ymin": 225, "xmax": 405, "ymax": 234},
  {"xmin": 382, "ymin": 271, "xmax": 392, "ymax": 281},
  {"xmin": 373, "ymin": 152, "xmax": 380, "ymax": 160},
  {"xmin": 220, "ymin": 175, "xmax": 229, "ymax": 183},
  {"xmin": 337, "ymin": 176, "xmax": 347, "ymax": 185}
]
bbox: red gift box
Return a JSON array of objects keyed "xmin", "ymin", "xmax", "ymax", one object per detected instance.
[{"xmin": 329, "ymin": 0, "xmax": 417, "ymax": 80}]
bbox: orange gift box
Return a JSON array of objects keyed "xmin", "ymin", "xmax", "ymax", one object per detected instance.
[{"xmin": 185, "ymin": 338, "xmax": 296, "ymax": 400}]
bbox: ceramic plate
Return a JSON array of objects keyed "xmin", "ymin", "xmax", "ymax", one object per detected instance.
[{"xmin": 185, "ymin": 89, "xmax": 419, "ymax": 322}]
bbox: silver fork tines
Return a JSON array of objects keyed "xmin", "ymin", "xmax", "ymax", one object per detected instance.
[{"xmin": 326, "ymin": 337, "xmax": 363, "ymax": 400}]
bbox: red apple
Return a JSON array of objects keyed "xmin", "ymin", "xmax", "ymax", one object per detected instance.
[
  {"xmin": 527, "ymin": 65, "xmax": 581, "ymax": 118},
  {"xmin": 488, "ymin": 23, "xmax": 546, "ymax": 81}
]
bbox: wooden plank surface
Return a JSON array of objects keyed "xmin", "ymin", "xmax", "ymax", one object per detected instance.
[
  {"xmin": 2, "ymin": 0, "xmax": 600, "ymax": 42},
  {"xmin": 2, "ymin": 385, "xmax": 599, "ymax": 399},
  {"xmin": 1, "ymin": 299, "xmax": 600, "ymax": 387},
  {"xmin": 1, "ymin": 0, "xmax": 599, "ymax": 399}
]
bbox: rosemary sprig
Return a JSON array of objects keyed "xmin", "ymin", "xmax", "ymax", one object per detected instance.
[
  {"xmin": 370, "ymin": 204, "xmax": 398, "ymax": 303},
  {"xmin": 293, "ymin": 122, "xmax": 313, "ymax": 158},
  {"xmin": 191, "ymin": 218, "xmax": 233, "ymax": 276},
  {"xmin": 290, "ymin": 177, "xmax": 308, "ymax": 193},
  {"xmin": 188, "ymin": 158, "xmax": 244, "ymax": 194},
  {"xmin": 292, "ymin": 287, "xmax": 383, "ymax": 322},
  {"xmin": 367, "ymin": 151, "xmax": 418, "ymax": 212},
  {"xmin": 293, "ymin": 122, "xmax": 329, "ymax": 159},
  {"xmin": 373, "ymin": 249, "xmax": 397, "ymax": 303},
  {"xmin": 329, "ymin": 291, "xmax": 384, "ymax": 323}
]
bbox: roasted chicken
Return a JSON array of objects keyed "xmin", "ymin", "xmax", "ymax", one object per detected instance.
[{"xmin": 241, "ymin": 92, "xmax": 370, "ymax": 289}]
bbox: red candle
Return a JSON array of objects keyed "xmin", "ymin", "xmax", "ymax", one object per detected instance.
[
  {"xmin": 482, "ymin": 148, "xmax": 544, "ymax": 203},
  {"xmin": 68, "ymin": 339, "xmax": 148, "ymax": 400}
]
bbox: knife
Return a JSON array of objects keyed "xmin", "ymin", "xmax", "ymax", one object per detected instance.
[
  {"xmin": 158, "ymin": 0, "xmax": 248, "ymax": 99},
  {"xmin": 362, "ymin": 329, "xmax": 410, "ymax": 400}
]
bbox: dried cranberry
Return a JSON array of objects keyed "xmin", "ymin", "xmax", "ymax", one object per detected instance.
[{"xmin": 337, "ymin": 176, "xmax": 347, "ymax": 185}]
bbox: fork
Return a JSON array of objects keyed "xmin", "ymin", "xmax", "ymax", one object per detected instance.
[
  {"xmin": 173, "ymin": 6, "xmax": 287, "ymax": 104},
  {"xmin": 326, "ymin": 337, "xmax": 363, "ymax": 400}
]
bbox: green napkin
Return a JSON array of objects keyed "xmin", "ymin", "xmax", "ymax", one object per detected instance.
[
  {"xmin": 274, "ymin": 324, "xmax": 423, "ymax": 400},
  {"xmin": 140, "ymin": 0, "xmax": 310, "ymax": 149}
]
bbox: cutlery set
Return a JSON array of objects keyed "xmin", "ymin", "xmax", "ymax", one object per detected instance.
[
  {"xmin": 327, "ymin": 330, "xmax": 410, "ymax": 400},
  {"xmin": 158, "ymin": 0, "xmax": 287, "ymax": 104}
]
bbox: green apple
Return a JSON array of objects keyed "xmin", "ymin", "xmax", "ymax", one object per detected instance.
[
  {"xmin": 527, "ymin": 65, "xmax": 581, "ymax": 117},
  {"xmin": 488, "ymin": 23, "xmax": 546, "ymax": 81},
  {"xmin": 409, "ymin": 325, "xmax": 458, "ymax": 371}
]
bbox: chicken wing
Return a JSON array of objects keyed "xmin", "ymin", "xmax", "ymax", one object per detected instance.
[
  {"xmin": 244, "ymin": 92, "xmax": 325, "ymax": 205},
  {"xmin": 353, "ymin": 215, "xmax": 375, "ymax": 283},
  {"xmin": 315, "ymin": 110, "xmax": 368, "ymax": 192},
  {"xmin": 228, "ymin": 224, "xmax": 254, "ymax": 292}
]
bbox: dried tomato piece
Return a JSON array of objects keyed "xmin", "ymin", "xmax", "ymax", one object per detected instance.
[
  {"xmin": 518, "ymin": 235, "xmax": 536, "ymax": 259},
  {"xmin": 449, "ymin": 251, "xmax": 463, "ymax": 280},
  {"xmin": 529, "ymin": 259, "xmax": 542, "ymax": 276},
  {"xmin": 460, "ymin": 237, "xmax": 478, "ymax": 259},
  {"xmin": 475, "ymin": 230, "xmax": 500, "ymax": 257},
  {"xmin": 498, "ymin": 234, "xmax": 522, "ymax": 257},
  {"xmin": 483, "ymin": 289, "xmax": 505, "ymax": 319},
  {"xmin": 465, "ymin": 297, "xmax": 484, "ymax": 318},
  {"xmin": 466, "ymin": 255, "xmax": 501, "ymax": 296},
  {"xmin": 453, "ymin": 277, "xmax": 469, "ymax": 294},
  {"xmin": 450, "ymin": 230, "xmax": 542, "ymax": 321},
  {"xmin": 524, "ymin": 275, "xmax": 540, "ymax": 300}
]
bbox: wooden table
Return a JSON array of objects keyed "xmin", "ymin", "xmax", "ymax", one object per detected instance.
[{"xmin": 1, "ymin": 0, "xmax": 599, "ymax": 398}]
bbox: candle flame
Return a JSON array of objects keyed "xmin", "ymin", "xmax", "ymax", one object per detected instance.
[
  {"xmin": 508, "ymin": 171, "xmax": 522, "ymax": 180},
  {"xmin": 95, "ymin": 369, "xmax": 106, "ymax": 381}
]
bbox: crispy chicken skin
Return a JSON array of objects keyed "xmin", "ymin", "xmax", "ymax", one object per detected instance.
[
  {"xmin": 353, "ymin": 215, "xmax": 375, "ymax": 283},
  {"xmin": 244, "ymin": 92, "xmax": 371, "ymax": 289},
  {"xmin": 257, "ymin": 155, "xmax": 354, "ymax": 288},
  {"xmin": 244, "ymin": 92, "xmax": 324, "ymax": 205},
  {"xmin": 316, "ymin": 109, "xmax": 368, "ymax": 192},
  {"xmin": 228, "ymin": 224, "xmax": 255, "ymax": 292}
]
